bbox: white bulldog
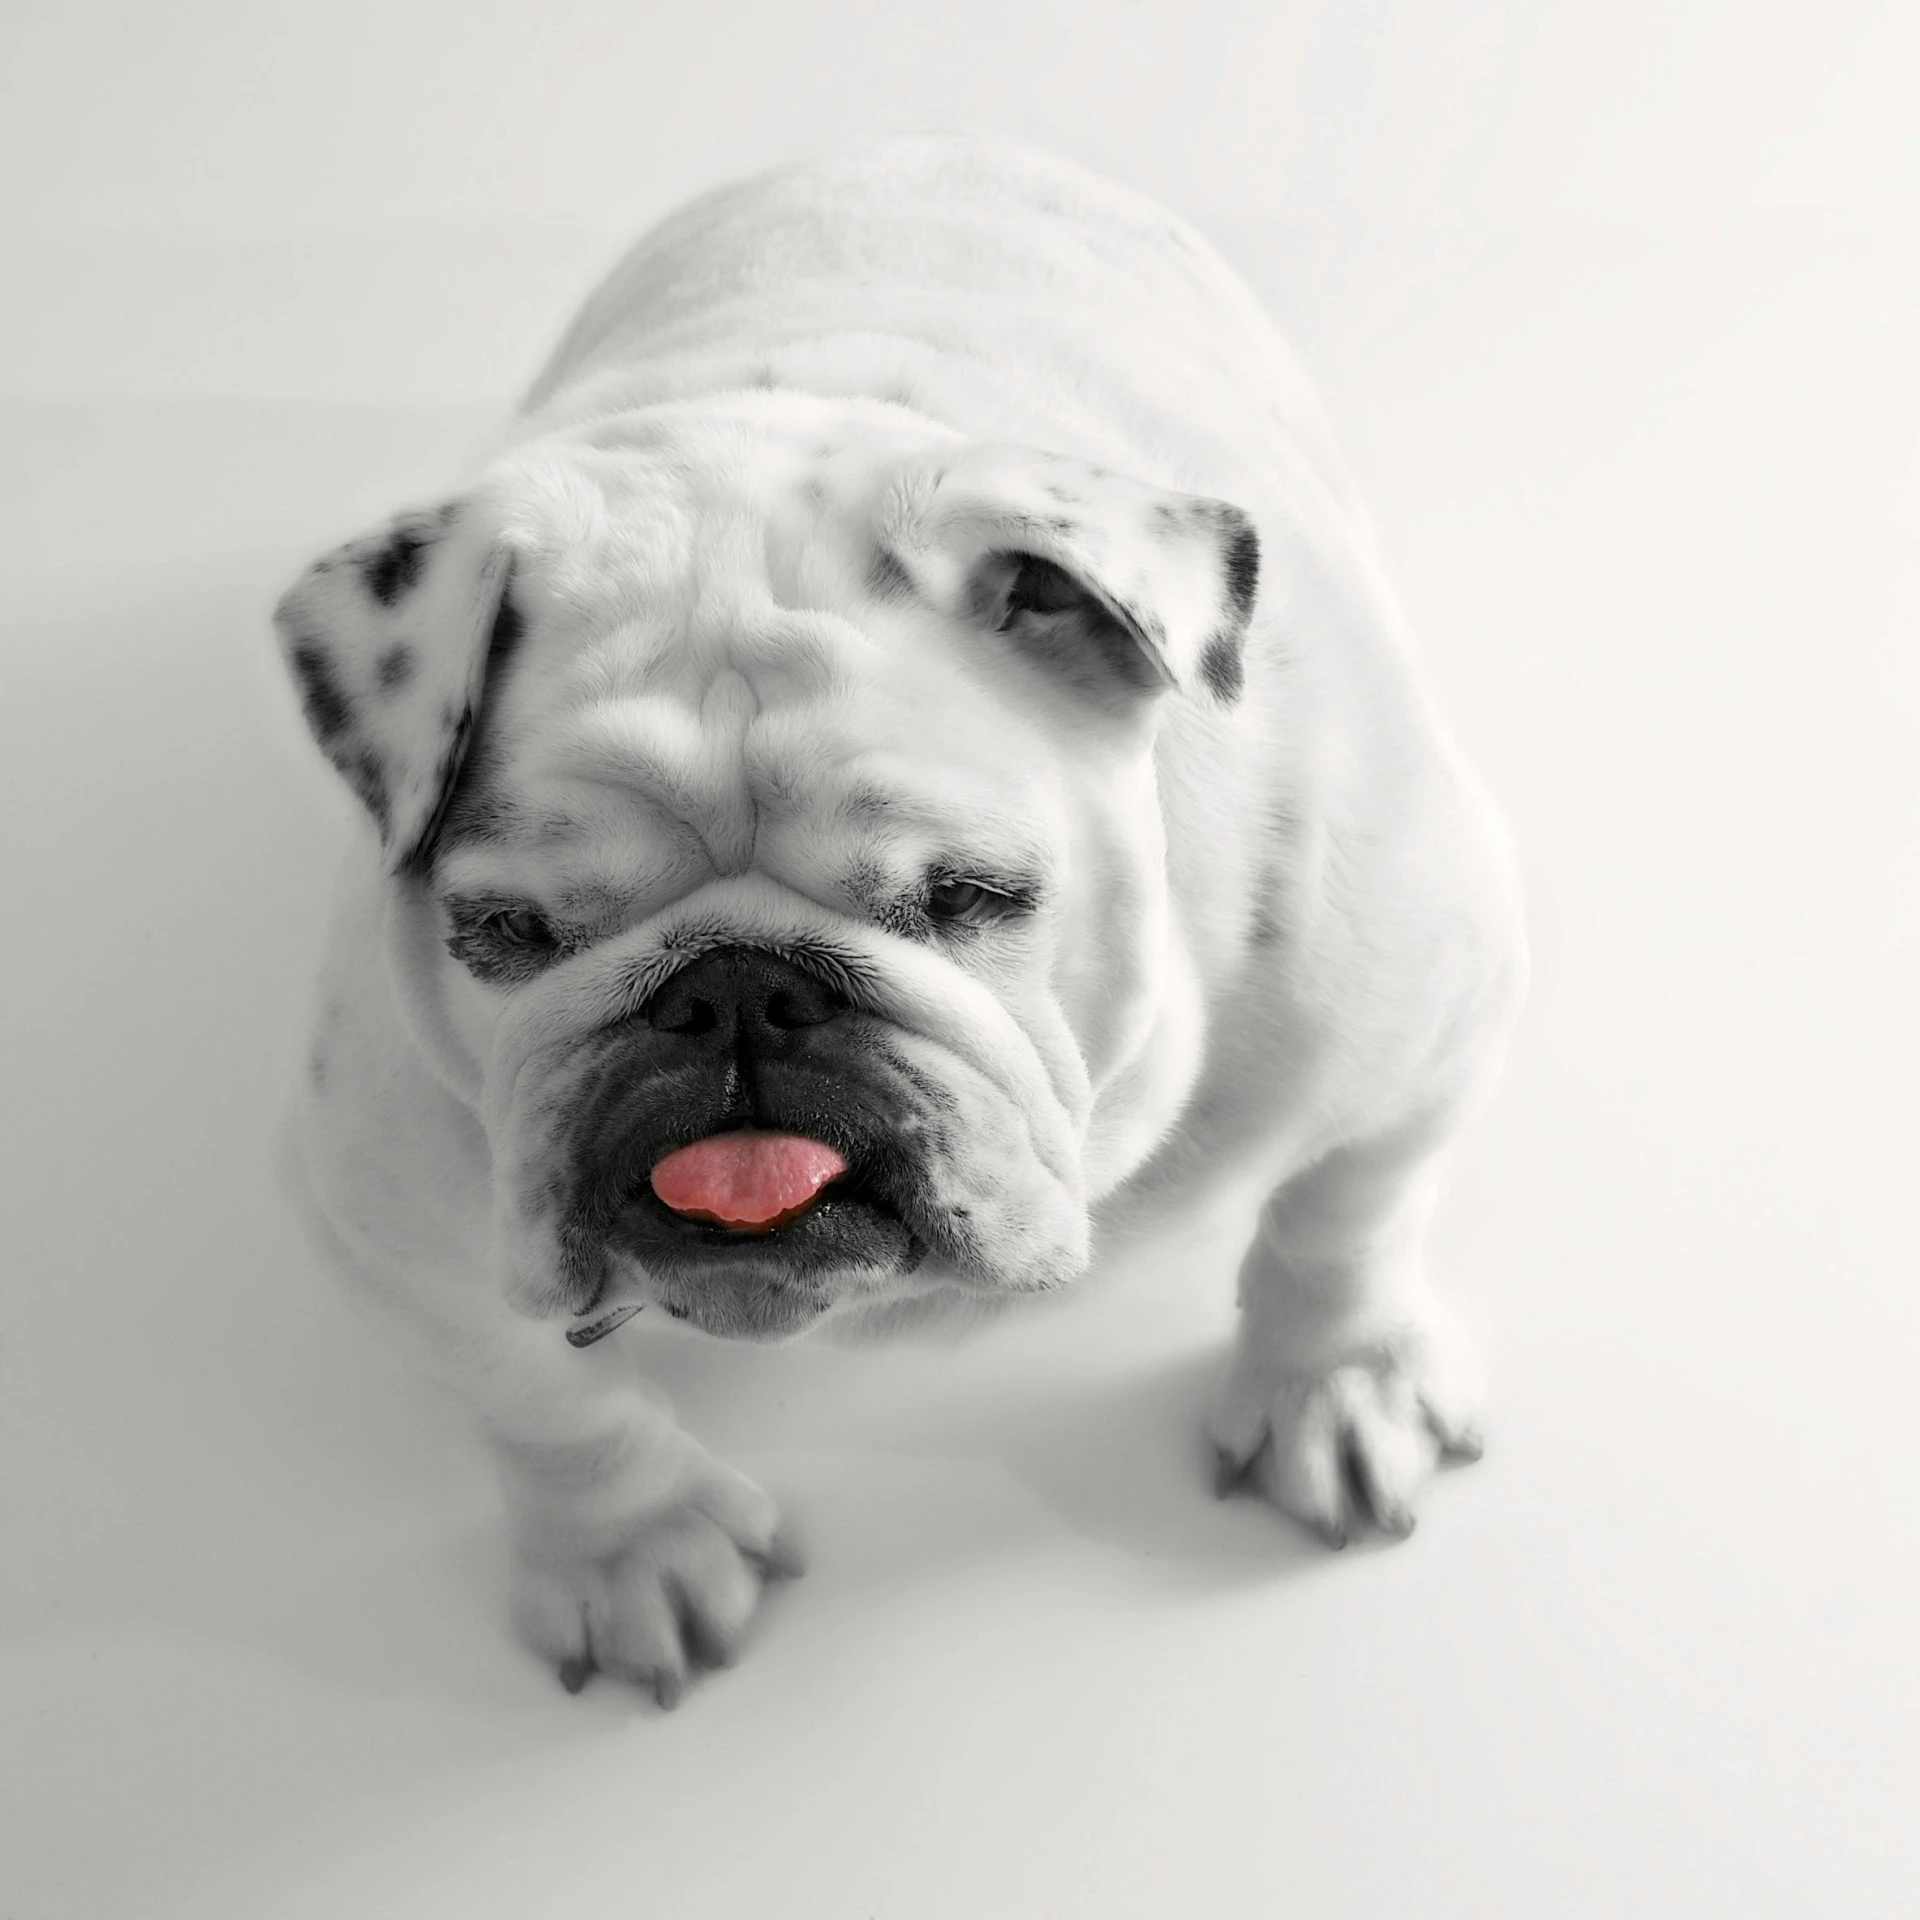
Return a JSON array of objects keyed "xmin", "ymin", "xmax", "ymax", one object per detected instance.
[{"xmin": 275, "ymin": 134, "xmax": 1525, "ymax": 1703}]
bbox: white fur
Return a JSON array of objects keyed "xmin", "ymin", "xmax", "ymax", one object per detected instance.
[{"xmin": 278, "ymin": 134, "xmax": 1526, "ymax": 1699}]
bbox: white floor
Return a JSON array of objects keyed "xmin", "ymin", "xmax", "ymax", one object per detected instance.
[{"xmin": 4, "ymin": 7, "xmax": 1917, "ymax": 1916}]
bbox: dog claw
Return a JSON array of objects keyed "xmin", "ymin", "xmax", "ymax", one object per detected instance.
[
  {"xmin": 680, "ymin": 1614, "xmax": 738, "ymax": 1672},
  {"xmin": 652, "ymin": 1671, "xmax": 684, "ymax": 1711},
  {"xmin": 751, "ymin": 1533, "xmax": 807, "ymax": 1581},
  {"xmin": 557, "ymin": 1654, "xmax": 595, "ymax": 1695},
  {"xmin": 1211, "ymin": 1447, "xmax": 1253, "ymax": 1499}
]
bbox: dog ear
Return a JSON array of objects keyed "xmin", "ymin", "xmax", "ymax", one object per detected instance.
[
  {"xmin": 877, "ymin": 444, "xmax": 1260, "ymax": 705},
  {"xmin": 273, "ymin": 499, "xmax": 519, "ymax": 872}
]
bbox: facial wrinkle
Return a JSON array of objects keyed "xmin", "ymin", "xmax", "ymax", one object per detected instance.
[{"xmin": 697, "ymin": 668, "xmax": 760, "ymax": 875}]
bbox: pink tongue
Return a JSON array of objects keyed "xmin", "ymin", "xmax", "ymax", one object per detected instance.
[{"xmin": 650, "ymin": 1132, "xmax": 850, "ymax": 1231}]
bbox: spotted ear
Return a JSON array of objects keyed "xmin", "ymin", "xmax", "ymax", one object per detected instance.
[
  {"xmin": 273, "ymin": 499, "xmax": 518, "ymax": 871},
  {"xmin": 876, "ymin": 444, "xmax": 1259, "ymax": 704}
]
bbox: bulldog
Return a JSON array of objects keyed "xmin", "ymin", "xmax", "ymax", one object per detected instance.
[{"xmin": 275, "ymin": 134, "xmax": 1525, "ymax": 1703}]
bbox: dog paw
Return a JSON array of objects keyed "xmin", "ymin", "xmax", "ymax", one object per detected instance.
[
  {"xmin": 1206, "ymin": 1311, "xmax": 1484, "ymax": 1546},
  {"xmin": 507, "ymin": 1465, "xmax": 803, "ymax": 1705}
]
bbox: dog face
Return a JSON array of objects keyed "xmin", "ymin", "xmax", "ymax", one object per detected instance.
[{"xmin": 276, "ymin": 394, "xmax": 1258, "ymax": 1339}]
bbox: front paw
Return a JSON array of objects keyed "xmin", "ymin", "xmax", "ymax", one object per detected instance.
[
  {"xmin": 507, "ymin": 1464, "xmax": 802, "ymax": 1706},
  {"xmin": 1207, "ymin": 1310, "xmax": 1485, "ymax": 1546}
]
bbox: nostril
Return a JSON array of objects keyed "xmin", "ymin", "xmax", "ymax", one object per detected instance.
[
  {"xmin": 765, "ymin": 984, "xmax": 848, "ymax": 1030},
  {"xmin": 648, "ymin": 994, "xmax": 718, "ymax": 1036},
  {"xmin": 636, "ymin": 948, "xmax": 850, "ymax": 1038}
]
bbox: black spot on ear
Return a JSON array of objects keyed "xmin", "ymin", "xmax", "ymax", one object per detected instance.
[
  {"xmin": 1220, "ymin": 516, "xmax": 1260, "ymax": 625},
  {"xmin": 362, "ymin": 526, "xmax": 431, "ymax": 606},
  {"xmin": 1198, "ymin": 633, "xmax": 1245, "ymax": 703},
  {"xmin": 376, "ymin": 642, "xmax": 415, "ymax": 692},
  {"xmin": 289, "ymin": 638, "xmax": 352, "ymax": 741},
  {"xmin": 867, "ymin": 547, "xmax": 915, "ymax": 602}
]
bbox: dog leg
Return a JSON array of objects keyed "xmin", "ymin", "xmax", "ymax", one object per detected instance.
[
  {"xmin": 1206, "ymin": 1117, "xmax": 1485, "ymax": 1544},
  {"xmin": 294, "ymin": 1166, "xmax": 798, "ymax": 1704},
  {"xmin": 488, "ymin": 1364, "xmax": 803, "ymax": 1706}
]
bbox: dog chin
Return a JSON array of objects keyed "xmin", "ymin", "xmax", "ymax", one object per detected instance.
[
  {"xmin": 634, "ymin": 1269, "xmax": 843, "ymax": 1342},
  {"xmin": 608, "ymin": 1251, "xmax": 934, "ymax": 1344}
]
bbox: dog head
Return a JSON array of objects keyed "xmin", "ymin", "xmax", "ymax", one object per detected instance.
[{"xmin": 275, "ymin": 395, "xmax": 1259, "ymax": 1339}]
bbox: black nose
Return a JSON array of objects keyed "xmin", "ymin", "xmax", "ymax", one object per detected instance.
[{"xmin": 637, "ymin": 947, "xmax": 850, "ymax": 1042}]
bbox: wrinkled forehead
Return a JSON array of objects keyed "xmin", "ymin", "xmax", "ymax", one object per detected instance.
[
  {"xmin": 569, "ymin": 656, "xmax": 1062, "ymax": 852},
  {"xmin": 489, "ymin": 395, "xmax": 940, "ymax": 654},
  {"xmin": 438, "ymin": 403, "xmax": 1069, "ymax": 879},
  {"xmin": 439, "ymin": 666, "xmax": 1069, "ymax": 908}
]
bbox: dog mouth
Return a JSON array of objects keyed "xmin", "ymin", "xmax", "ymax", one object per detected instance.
[
  {"xmin": 648, "ymin": 1130, "xmax": 853, "ymax": 1233},
  {"xmin": 599, "ymin": 1127, "xmax": 931, "ymax": 1338}
]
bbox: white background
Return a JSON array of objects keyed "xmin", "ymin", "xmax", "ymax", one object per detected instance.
[{"xmin": 2, "ymin": 3, "xmax": 1916, "ymax": 1915}]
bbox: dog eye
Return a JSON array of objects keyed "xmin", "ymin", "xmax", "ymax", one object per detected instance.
[
  {"xmin": 925, "ymin": 878, "xmax": 1017, "ymax": 926},
  {"xmin": 443, "ymin": 897, "xmax": 566, "ymax": 983},
  {"xmin": 484, "ymin": 905, "xmax": 558, "ymax": 950}
]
